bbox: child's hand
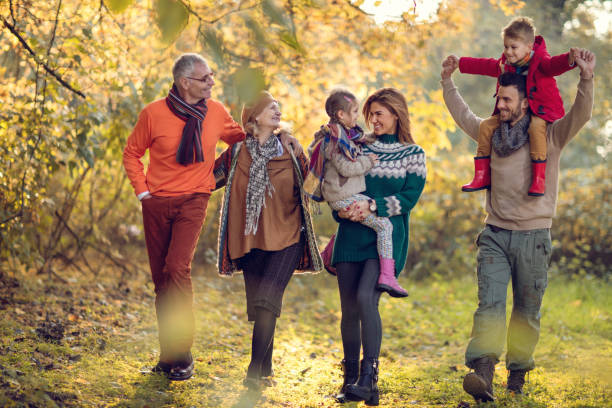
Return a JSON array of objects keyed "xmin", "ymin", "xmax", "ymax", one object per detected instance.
[
  {"xmin": 569, "ymin": 47, "xmax": 580, "ymax": 66},
  {"xmin": 441, "ymin": 55, "xmax": 459, "ymax": 79},
  {"xmin": 368, "ymin": 153, "xmax": 379, "ymax": 164}
]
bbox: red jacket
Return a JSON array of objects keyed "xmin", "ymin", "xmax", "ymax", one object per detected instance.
[{"xmin": 459, "ymin": 36, "xmax": 575, "ymax": 122}]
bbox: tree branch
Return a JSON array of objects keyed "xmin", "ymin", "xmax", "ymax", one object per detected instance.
[
  {"xmin": 1, "ymin": 16, "xmax": 85, "ymax": 98},
  {"xmin": 46, "ymin": 0, "xmax": 62, "ymax": 58},
  {"xmin": 178, "ymin": 0, "xmax": 260, "ymax": 24},
  {"xmin": 345, "ymin": 0, "xmax": 373, "ymax": 16}
]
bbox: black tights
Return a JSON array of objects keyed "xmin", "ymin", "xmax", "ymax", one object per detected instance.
[
  {"xmin": 247, "ymin": 307, "xmax": 276, "ymax": 379},
  {"xmin": 336, "ymin": 259, "xmax": 382, "ymax": 361}
]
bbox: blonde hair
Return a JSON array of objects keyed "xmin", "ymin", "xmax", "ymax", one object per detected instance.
[
  {"xmin": 502, "ymin": 17, "xmax": 536, "ymax": 44},
  {"xmin": 363, "ymin": 88, "xmax": 414, "ymax": 145}
]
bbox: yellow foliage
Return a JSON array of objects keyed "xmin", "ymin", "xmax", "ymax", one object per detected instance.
[{"xmin": 489, "ymin": 0, "xmax": 525, "ymax": 15}]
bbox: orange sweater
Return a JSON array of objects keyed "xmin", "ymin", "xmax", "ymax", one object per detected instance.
[{"xmin": 123, "ymin": 98, "xmax": 245, "ymax": 197}]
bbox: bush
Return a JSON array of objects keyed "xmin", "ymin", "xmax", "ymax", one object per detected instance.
[{"xmin": 552, "ymin": 164, "xmax": 611, "ymax": 278}]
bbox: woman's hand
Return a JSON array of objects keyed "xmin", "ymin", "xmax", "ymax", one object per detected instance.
[
  {"xmin": 341, "ymin": 200, "xmax": 371, "ymax": 222},
  {"xmin": 278, "ymin": 130, "xmax": 303, "ymax": 156}
]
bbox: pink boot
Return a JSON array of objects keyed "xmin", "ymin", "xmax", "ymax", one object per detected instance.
[
  {"xmin": 376, "ymin": 258, "xmax": 408, "ymax": 298},
  {"xmin": 320, "ymin": 234, "xmax": 336, "ymax": 275}
]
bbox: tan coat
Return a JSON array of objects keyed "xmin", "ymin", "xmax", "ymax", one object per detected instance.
[
  {"xmin": 306, "ymin": 137, "xmax": 376, "ymax": 203},
  {"xmin": 227, "ymin": 147, "xmax": 302, "ymax": 260}
]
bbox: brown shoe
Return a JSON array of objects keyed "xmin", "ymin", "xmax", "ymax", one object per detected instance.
[
  {"xmin": 168, "ymin": 353, "xmax": 194, "ymax": 381},
  {"xmin": 463, "ymin": 357, "xmax": 495, "ymax": 402},
  {"xmin": 152, "ymin": 361, "xmax": 172, "ymax": 373},
  {"xmin": 507, "ymin": 369, "xmax": 527, "ymax": 394}
]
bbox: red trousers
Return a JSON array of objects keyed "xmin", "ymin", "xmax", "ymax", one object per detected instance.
[{"xmin": 141, "ymin": 193, "xmax": 209, "ymax": 363}]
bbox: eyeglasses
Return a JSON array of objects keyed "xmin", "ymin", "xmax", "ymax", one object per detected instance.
[{"xmin": 187, "ymin": 72, "xmax": 214, "ymax": 82}]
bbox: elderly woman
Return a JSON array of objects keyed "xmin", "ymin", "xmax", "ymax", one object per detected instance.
[
  {"xmin": 215, "ymin": 91, "xmax": 322, "ymax": 390},
  {"xmin": 330, "ymin": 88, "xmax": 427, "ymax": 405}
]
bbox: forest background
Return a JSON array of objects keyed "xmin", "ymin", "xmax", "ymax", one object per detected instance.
[
  {"xmin": 1, "ymin": 0, "xmax": 610, "ymax": 280},
  {"xmin": 0, "ymin": 0, "xmax": 610, "ymax": 406}
]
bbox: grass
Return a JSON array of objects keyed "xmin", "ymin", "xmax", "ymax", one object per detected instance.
[{"xmin": 0, "ymin": 261, "xmax": 610, "ymax": 408}]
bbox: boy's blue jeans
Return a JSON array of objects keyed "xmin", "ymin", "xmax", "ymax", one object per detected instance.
[{"xmin": 465, "ymin": 224, "xmax": 552, "ymax": 371}]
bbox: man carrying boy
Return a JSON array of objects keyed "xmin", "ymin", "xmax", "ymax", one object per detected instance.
[{"xmin": 440, "ymin": 49, "xmax": 595, "ymax": 402}]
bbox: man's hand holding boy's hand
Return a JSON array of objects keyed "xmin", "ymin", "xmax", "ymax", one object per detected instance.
[{"xmin": 574, "ymin": 48, "xmax": 596, "ymax": 79}]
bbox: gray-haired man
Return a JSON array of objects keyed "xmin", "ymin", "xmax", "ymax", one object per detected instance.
[{"xmin": 123, "ymin": 53, "xmax": 246, "ymax": 380}]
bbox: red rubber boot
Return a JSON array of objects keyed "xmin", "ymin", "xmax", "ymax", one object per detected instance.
[
  {"xmin": 462, "ymin": 156, "xmax": 491, "ymax": 192},
  {"xmin": 527, "ymin": 160, "xmax": 546, "ymax": 196}
]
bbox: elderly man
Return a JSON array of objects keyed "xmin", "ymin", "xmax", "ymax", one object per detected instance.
[
  {"xmin": 440, "ymin": 49, "xmax": 595, "ymax": 402},
  {"xmin": 123, "ymin": 53, "xmax": 245, "ymax": 381}
]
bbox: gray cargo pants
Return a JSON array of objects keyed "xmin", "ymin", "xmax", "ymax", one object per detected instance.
[{"xmin": 465, "ymin": 224, "xmax": 552, "ymax": 371}]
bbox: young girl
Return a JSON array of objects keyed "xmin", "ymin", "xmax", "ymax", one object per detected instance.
[
  {"xmin": 306, "ymin": 89, "xmax": 408, "ymax": 297},
  {"xmin": 455, "ymin": 16, "xmax": 577, "ymax": 196}
]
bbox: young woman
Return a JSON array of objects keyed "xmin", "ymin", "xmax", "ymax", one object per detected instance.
[{"xmin": 330, "ymin": 88, "xmax": 426, "ymax": 405}]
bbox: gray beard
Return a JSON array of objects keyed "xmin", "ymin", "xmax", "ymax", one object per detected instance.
[{"xmin": 491, "ymin": 113, "xmax": 531, "ymax": 157}]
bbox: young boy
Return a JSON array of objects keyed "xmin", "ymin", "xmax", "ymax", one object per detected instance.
[{"xmin": 450, "ymin": 17, "xmax": 578, "ymax": 196}]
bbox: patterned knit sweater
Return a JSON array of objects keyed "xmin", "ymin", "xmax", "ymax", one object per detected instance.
[{"xmin": 331, "ymin": 134, "xmax": 426, "ymax": 276}]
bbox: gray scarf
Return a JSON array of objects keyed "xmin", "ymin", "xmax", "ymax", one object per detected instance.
[
  {"xmin": 244, "ymin": 134, "xmax": 279, "ymax": 235},
  {"xmin": 491, "ymin": 113, "xmax": 531, "ymax": 157}
]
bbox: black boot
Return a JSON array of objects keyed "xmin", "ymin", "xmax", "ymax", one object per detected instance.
[
  {"xmin": 345, "ymin": 358, "xmax": 379, "ymax": 406},
  {"xmin": 507, "ymin": 369, "xmax": 527, "ymax": 394},
  {"xmin": 463, "ymin": 356, "xmax": 495, "ymax": 402},
  {"xmin": 335, "ymin": 359, "xmax": 360, "ymax": 403}
]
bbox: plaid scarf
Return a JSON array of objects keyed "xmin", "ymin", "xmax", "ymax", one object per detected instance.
[
  {"xmin": 244, "ymin": 134, "xmax": 280, "ymax": 235},
  {"xmin": 304, "ymin": 122, "xmax": 366, "ymax": 202},
  {"xmin": 166, "ymin": 84, "xmax": 208, "ymax": 165},
  {"xmin": 509, "ymin": 50, "xmax": 533, "ymax": 75},
  {"xmin": 492, "ymin": 113, "xmax": 531, "ymax": 157}
]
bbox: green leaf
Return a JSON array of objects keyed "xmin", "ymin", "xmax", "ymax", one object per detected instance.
[
  {"xmin": 262, "ymin": 0, "xmax": 289, "ymax": 28},
  {"xmin": 154, "ymin": 0, "xmax": 189, "ymax": 43},
  {"xmin": 76, "ymin": 130, "xmax": 88, "ymax": 146},
  {"xmin": 243, "ymin": 15, "xmax": 268, "ymax": 51},
  {"xmin": 231, "ymin": 66, "xmax": 266, "ymax": 105},
  {"xmin": 279, "ymin": 30, "xmax": 303, "ymax": 53},
  {"xmin": 200, "ymin": 27, "xmax": 226, "ymax": 67},
  {"xmin": 77, "ymin": 146, "xmax": 95, "ymax": 168},
  {"xmin": 106, "ymin": 0, "xmax": 134, "ymax": 13}
]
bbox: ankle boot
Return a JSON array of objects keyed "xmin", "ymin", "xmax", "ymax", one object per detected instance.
[
  {"xmin": 507, "ymin": 369, "xmax": 527, "ymax": 394},
  {"xmin": 346, "ymin": 358, "xmax": 379, "ymax": 406},
  {"xmin": 462, "ymin": 156, "xmax": 491, "ymax": 192},
  {"xmin": 528, "ymin": 160, "xmax": 546, "ymax": 196},
  {"xmin": 335, "ymin": 359, "xmax": 360, "ymax": 403},
  {"xmin": 376, "ymin": 258, "xmax": 408, "ymax": 298},
  {"xmin": 463, "ymin": 356, "xmax": 495, "ymax": 402}
]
